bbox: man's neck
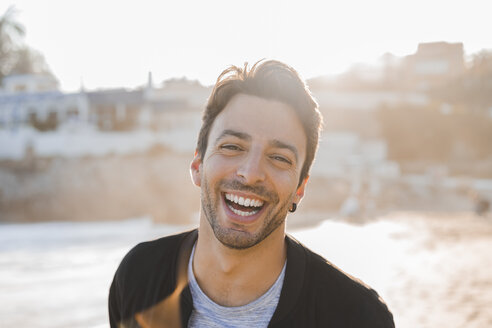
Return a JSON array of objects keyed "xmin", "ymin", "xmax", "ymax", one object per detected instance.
[{"xmin": 192, "ymin": 222, "xmax": 287, "ymax": 307}]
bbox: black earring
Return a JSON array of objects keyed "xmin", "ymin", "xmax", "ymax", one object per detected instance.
[{"xmin": 289, "ymin": 203, "xmax": 297, "ymax": 213}]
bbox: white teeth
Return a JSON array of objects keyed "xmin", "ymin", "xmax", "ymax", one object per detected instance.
[
  {"xmin": 225, "ymin": 193, "xmax": 264, "ymax": 208},
  {"xmin": 227, "ymin": 203, "xmax": 260, "ymax": 217}
]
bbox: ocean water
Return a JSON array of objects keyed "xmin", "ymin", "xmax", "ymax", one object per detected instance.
[
  {"xmin": 1, "ymin": 214, "xmax": 491, "ymax": 328},
  {"xmin": 0, "ymin": 218, "xmax": 187, "ymax": 328}
]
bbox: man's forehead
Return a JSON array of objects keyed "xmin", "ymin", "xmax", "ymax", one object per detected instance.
[{"xmin": 208, "ymin": 94, "xmax": 307, "ymax": 155}]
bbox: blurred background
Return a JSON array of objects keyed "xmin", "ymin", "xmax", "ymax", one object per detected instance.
[{"xmin": 1, "ymin": 1, "xmax": 491, "ymax": 327}]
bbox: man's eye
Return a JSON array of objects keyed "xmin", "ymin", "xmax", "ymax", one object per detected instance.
[
  {"xmin": 272, "ymin": 155, "xmax": 292, "ymax": 165},
  {"xmin": 221, "ymin": 144, "xmax": 241, "ymax": 151}
]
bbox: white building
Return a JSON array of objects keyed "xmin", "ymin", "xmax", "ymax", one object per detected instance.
[
  {"xmin": 0, "ymin": 73, "xmax": 211, "ymax": 132},
  {"xmin": 1, "ymin": 74, "xmax": 59, "ymax": 93},
  {"xmin": 0, "ymin": 74, "xmax": 89, "ymax": 130}
]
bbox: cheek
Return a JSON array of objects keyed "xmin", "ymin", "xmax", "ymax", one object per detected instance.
[
  {"xmin": 201, "ymin": 160, "xmax": 232, "ymax": 189},
  {"xmin": 204, "ymin": 154, "xmax": 240, "ymax": 175},
  {"xmin": 271, "ymin": 172, "xmax": 300, "ymax": 197}
]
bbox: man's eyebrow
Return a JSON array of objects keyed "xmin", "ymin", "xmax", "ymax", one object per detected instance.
[
  {"xmin": 215, "ymin": 129, "xmax": 251, "ymax": 143},
  {"xmin": 269, "ymin": 139, "xmax": 299, "ymax": 163}
]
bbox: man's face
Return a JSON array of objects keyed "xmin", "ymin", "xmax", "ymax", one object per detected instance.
[{"xmin": 191, "ymin": 94, "xmax": 308, "ymax": 249}]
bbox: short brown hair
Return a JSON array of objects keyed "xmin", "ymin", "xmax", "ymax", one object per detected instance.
[{"xmin": 196, "ymin": 60, "xmax": 322, "ymax": 185}]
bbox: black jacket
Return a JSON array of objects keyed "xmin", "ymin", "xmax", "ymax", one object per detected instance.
[{"xmin": 109, "ymin": 229, "xmax": 394, "ymax": 327}]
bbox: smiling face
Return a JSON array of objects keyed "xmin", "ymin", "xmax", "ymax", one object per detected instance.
[{"xmin": 191, "ymin": 94, "xmax": 308, "ymax": 249}]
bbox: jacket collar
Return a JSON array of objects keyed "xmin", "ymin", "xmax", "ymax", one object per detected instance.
[
  {"xmin": 178, "ymin": 230, "xmax": 307, "ymax": 324},
  {"xmin": 269, "ymin": 235, "xmax": 307, "ymax": 324}
]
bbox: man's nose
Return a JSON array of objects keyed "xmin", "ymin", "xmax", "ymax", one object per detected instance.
[{"xmin": 236, "ymin": 150, "xmax": 266, "ymax": 185}]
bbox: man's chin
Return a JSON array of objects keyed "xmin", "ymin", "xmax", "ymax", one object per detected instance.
[
  {"xmin": 211, "ymin": 216, "xmax": 285, "ymax": 250},
  {"xmin": 212, "ymin": 226, "xmax": 261, "ymax": 250}
]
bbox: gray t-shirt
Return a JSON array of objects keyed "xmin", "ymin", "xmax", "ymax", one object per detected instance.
[{"xmin": 187, "ymin": 245, "xmax": 286, "ymax": 328}]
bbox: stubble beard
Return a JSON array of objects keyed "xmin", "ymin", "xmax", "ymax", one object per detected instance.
[{"xmin": 201, "ymin": 177, "xmax": 292, "ymax": 250}]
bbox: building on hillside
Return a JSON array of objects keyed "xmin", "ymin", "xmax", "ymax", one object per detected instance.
[
  {"xmin": 142, "ymin": 75, "xmax": 210, "ymax": 131},
  {"xmin": 403, "ymin": 42, "xmax": 465, "ymax": 90},
  {"xmin": 0, "ymin": 74, "xmax": 89, "ymax": 131},
  {"xmin": 0, "ymin": 72, "xmax": 211, "ymax": 132},
  {"xmin": 87, "ymin": 89, "xmax": 144, "ymax": 131},
  {"xmin": 151, "ymin": 77, "xmax": 210, "ymax": 108},
  {"xmin": 1, "ymin": 74, "xmax": 59, "ymax": 93}
]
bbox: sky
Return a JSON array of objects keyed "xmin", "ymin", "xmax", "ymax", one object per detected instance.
[{"xmin": 3, "ymin": 0, "xmax": 492, "ymax": 91}]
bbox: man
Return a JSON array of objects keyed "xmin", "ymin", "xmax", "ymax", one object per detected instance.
[{"xmin": 109, "ymin": 60, "xmax": 394, "ymax": 327}]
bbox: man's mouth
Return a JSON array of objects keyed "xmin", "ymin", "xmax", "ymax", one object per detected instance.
[{"xmin": 224, "ymin": 192, "xmax": 265, "ymax": 217}]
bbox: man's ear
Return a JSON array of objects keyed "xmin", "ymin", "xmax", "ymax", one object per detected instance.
[
  {"xmin": 294, "ymin": 175, "xmax": 309, "ymax": 204},
  {"xmin": 190, "ymin": 151, "xmax": 202, "ymax": 187}
]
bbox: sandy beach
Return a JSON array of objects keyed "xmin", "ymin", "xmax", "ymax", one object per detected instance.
[
  {"xmin": 382, "ymin": 212, "xmax": 492, "ymax": 328},
  {"xmin": 292, "ymin": 211, "xmax": 492, "ymax": 328}
]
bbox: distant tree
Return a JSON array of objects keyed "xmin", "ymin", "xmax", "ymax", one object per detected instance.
[
  {"xmin": 0, "ymin": 6, "xmax": 52, "ymax": 82},
  {"xmin": 0, "ymin": 6, "xmax": 25, "ymax": 80},
  {"xmin": 11, "ymin": 46, "xmax": 51, "ymax": 75}
]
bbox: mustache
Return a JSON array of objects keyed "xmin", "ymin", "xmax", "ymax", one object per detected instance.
[{"xmin": 220, "ymin": 180, "xmax": 278, "ymax": 203}]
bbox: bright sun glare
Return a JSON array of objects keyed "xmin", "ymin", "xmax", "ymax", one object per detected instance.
[{"xmin": 4, "ymin": 0, "xmax": 492, "ymax": 91}]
